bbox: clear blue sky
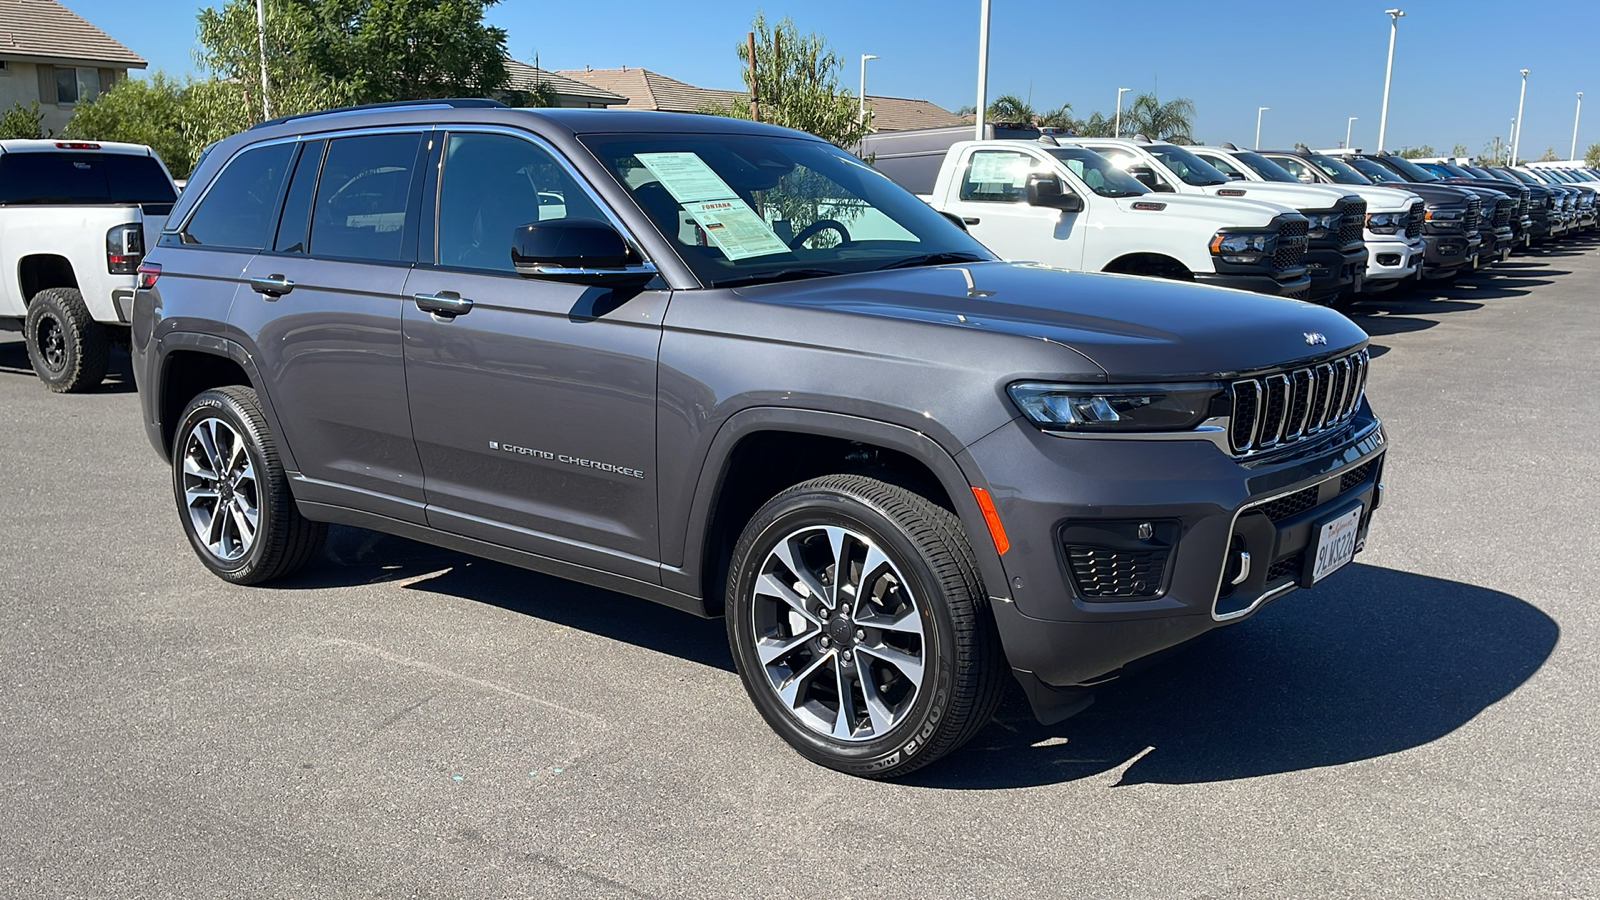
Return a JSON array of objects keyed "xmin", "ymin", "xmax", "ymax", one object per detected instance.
[{"xmin": 64, "ymin": 0, "xmax": 1597, "ymax": 158}]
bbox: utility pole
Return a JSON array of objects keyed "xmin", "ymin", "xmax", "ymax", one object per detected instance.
[
  {"xmin": 1573, "ymin": 91, "xmax": 1583, "ymax": 161},
  {"xmin": 1512, "ymin": 68, "xmax": 1529, "ymax": 165},
  {"xmin": 1115, "ymin": 87, "xmax": 1130, "ymax": 138},
  {"xmin": 974, "ymin": 0, "xmax": 991, "ymax": 141},
  {"xmin": 859, "ymin": 55, "xmax": 877, "ymax": 128},
  {"xmin": 255, "ymin": 0, "xmax": 272, "ymax": 120},
  {"xmin": 1346, "ymin": 117, "xmax": 1357, "ymax": 150},
  {"xmin": 1377, "ymin": 9, "xmax": 1404, "ymax": 152},
  {"xmin": 747, "ymin": 31, "xmax": 759, "ymax": 122},
  {"xmin": 1255, "ymin": 107, "xmax": 1269, "ymax": 149}
]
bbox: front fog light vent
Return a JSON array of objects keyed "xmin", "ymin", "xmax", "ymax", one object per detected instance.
[{"xmin": 1060, "ymin": 520, "xmax": 1179, "ymax": 600}]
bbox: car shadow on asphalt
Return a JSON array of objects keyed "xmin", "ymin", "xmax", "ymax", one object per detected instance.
[
  {"xmin": 908, "ymin": 562, "xmax": 1557, "ymax": 790},
  {"xmin": 0, "ymin": 335, "xmax": 137, "ymax": 393}
]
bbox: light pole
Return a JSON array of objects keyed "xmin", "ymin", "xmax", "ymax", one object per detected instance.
[
  {"xmin": 1509, "ymin": 118, "xmax": 1517, "ymax": 164},
  {"xmin": 255, "ymin": 0, "xmax": 272, "ymax": 119},
  {"xmin": 1346, "ymin": 116, "xmax": 1358, "ymax": 149},
  {"xmin": 974, "ymin": 0, "xmax": 991, "ymax": 141},
  {"xmin": 1255, "ymin": 107, "xmax": 1269, "ymax": 149},
  {"xmin": 1377, "ymin": 8, "xmax": 1404, "ymax": 152},
  {"xmin": 1573, "ymin": 91, "xmax": 1583, "ymax": 161},
  {"xmin": 1512, "ymin": 68, "xmax": 1529, "ymax": 165},
  {"xmin": 858, "ymin": 54, "xmax": 877, "ymax": 127},
  {"xmin": 1115, "ymin": 87, "xmax": 1131, "ymax": 137}
]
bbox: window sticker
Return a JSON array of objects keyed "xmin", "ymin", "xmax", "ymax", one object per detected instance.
[
  {"xmin": 635, "ymin": 152, "xmax": 744, "ymax": 204},
  {"xmin": 968, "ymin": 152, "xmax": 1030, "ymax": 187},
  {"xmin": 688, "ymin": 200, "xmax": 790, "ymax": 260}
]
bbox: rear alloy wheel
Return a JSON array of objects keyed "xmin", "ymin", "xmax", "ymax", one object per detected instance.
[
  {"xmin": 173, "ymin": 386, "xmax": 326, "ymax": 584},
  {"xmin": 24, "ymin": 288, "xmax": 109, "ymax": 393},
  {"xmin": 726, "ymin": 475, "xmax": 1004, "ymax": 778}
]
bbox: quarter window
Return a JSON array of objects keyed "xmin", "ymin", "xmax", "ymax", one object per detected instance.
[
  {"xmin": 182, "ymin": 142, "xmax": 295, "ymax": 250},
  {"xmin": 435, "ymin": 132, "xmax": 603, "ymax": 272},
  {"xmin": 307, "ymin": 133, "xmax": 422, "ymax": 263}
]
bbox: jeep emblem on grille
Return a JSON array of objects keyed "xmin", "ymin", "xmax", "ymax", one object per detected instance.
[{"xmin": 1304, "ymin": 332, "xmax": 1327, "ymax": 346}]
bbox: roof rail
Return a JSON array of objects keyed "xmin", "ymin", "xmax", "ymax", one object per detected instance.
[{"xmin": 249, "ymin": 98, "xmax": 507, "ymax": 131}]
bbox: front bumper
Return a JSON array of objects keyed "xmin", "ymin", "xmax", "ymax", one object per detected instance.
[
  {"xmin": 1360, "ymin": 235, "xmax": 1424, "ymax": 289},
  {"xmin": 1420, "ymin": 232, "xmax": 1480, "ymax": 279},
  {"xmin": 1304, "ymin": 244, "xmax": 1368, "ymax": 301},
  {"xmin": 965, "ymin": 411, "xmax": 1386, "ymax": 721}
]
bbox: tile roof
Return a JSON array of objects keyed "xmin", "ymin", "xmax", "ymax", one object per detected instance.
[
  {"xmin": 0, "ymin": 0, "xmax": 144, "ymax": 68},
  {"xmin": 555, "ymin": 66, "xmax": 963, "ymax": 132},
  {"xmin": 503, "ymin": 59, "xmax": 626, "ymax": 106}
]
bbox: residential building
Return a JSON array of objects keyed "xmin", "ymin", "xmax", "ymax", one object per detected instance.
[
  {"xmin": 502, "ymin": 59, "xmax": 626, "ymax": 109},
  {"xmin": 0, "ymin": 0, "xmax": 145, "ymax": 135}
]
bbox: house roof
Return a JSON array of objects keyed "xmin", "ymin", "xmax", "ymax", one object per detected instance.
[
  {"xmin": 555, "ymin": 66, "xmax": 963, "ymax": 132},
  {"xmin": 0, "ymin": 0, "xmax": 145, "ymax": 68},
  {"xmin": 503, "ymin": 59, "xmax": 626, "ymax": 106}
]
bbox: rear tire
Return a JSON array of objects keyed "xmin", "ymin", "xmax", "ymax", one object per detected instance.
[
  {"xmin": 172, "ymin": 386, "xmax": 326, "ymax": 585},
  {"xmin": 24, "ymin": 288, "xmax": 108, "ymax": 393},
  {"xmin": 726, "ymin": 475, "xmax": 1005, "ymax": 778}
]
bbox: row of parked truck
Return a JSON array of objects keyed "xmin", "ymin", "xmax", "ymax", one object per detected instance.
[{"xmin": 862, "ymin": 125, "xmax": 1600, "ymax": 305}]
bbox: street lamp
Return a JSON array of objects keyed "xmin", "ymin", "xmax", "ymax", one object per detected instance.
[
  {"xmin": 1377, "ymin": 8, "xmax": 1404, "ymax": 152},
  {"xmin": 974, "ymin": 0, "xmax": 991, "ymax": 141},
  {"xmin": 1115, "ymin": 87, "xmax": 1131, "ymax": 137},
  {"xmin": 1573, "ymin": 91, "xmax": 1584, "ymax": 161},
  {"xmin": 1255, "ymin": 107, "xmax": 1269, "ymax": 149},
  {"xmin": 1346, "ymin": 117, "xmax": 1358, "ymax": 149},
  {"xmin": 859, "ymin": 54, "xmax": 878, "ymax": 127},
  {"xmin": 1512, "ymin": 68, "xmax": 1529, "ymax": 165}
]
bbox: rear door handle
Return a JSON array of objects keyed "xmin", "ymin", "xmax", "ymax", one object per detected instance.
[
  {"xmin": 962, "ymin": 217, "xmax": 980, "ymax": 225},
  {"xmin": 249, "ymin": 274, "xmax": 294, "ymax": 297},
  {"xmin": 413, "ymin": 291, "xmax": 472, "ymax": 318}
]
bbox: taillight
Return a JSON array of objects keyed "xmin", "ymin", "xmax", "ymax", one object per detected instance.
[
  {"xmin": 107, "ymin": 223, "xmax": 144, "ymax": 274},
  {"xmin": 55, "ymin": 141, "xmax": 101, "ymax": 150},
  {"xmin": 136, "ymin": 262, "xmax": 161, "ymax": 290}
]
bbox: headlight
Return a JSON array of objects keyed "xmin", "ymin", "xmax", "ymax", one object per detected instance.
[
  {"xmin": 1304, "ymin": 211, "xmax": 1340, "ymax": 238},
  {"xmin": 1007, "ymin": 382, "xmax": 1224, "ymax": 433},
  {"xmin": 1209, "ymin": 230, "xmax": 1277, "ymax": 264},
  {"xmin": 1425, "ymin": 207, "xmax": 1464, "ymax": 231},
  {"xmin": 1365, "ymin": 211, "xmax": 1406, "ymax": 234}
]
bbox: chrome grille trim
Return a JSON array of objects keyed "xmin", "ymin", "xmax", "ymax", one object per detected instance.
[{"xmin": 1227, "ymin": 348, "xmax": 1370, "ymax": 457}]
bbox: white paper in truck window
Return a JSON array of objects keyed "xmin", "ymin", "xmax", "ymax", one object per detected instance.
[
  {"xmin": 688, "ymin": 200, "xmax": 790, "ymax": 260},
  {"xmin": 635, "ymin": 152, "xmax": 743, "ymax": 204},
  {"xmin": 968, "ymin": 152, "xmax": 1029, "ymax": 186}
]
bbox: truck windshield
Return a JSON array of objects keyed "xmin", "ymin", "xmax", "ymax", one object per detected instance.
[
  {"xmin": 581, "ymin": 133, "xmax": 994, "ymax": 288},
  {"xmin": 1380, "ymin": 155, "xmax": 1441, "ymax": 183},
  {"xmin": 0, "ymin": 151, "xmax": 176, "ymax": 205},
  {"xmin": 1146, "ymin": 145, "xmax": 1231, "ymax": 186},
  {"xmin": 1230, "ymin": 150, "xmax": 1300, "ymax": 183},
  {"xmin": 1344, "ymin": 157, "xmax": 1408, "ymax": 184},
  {"xmin": 1043, "ymin": 148, "xmax": 1148, "ymax": 197},
  {"xmin": 1306, "ymin": 154, "xmax": 1374, "ymax": 185}
]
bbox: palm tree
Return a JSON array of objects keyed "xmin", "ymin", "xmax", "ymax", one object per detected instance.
[
  {"xmin": 1039, "ymin": 103, "xmax": 1074, "ymax": 129},
  {"xmin": 1078, "ymin": 110, "xmax": 1113, "ymax": 137},
  {"xmin": 1124, "ymin": 92, "xmax": 1197, "ymax": 143},
  {"xmin": 987, "ymin": 93, "xmax": 1036, "ymax": 124}
]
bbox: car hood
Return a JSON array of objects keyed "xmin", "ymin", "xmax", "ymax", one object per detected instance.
[
  {"xmin": 1333, "ymin": 183, "xmax": 1423, "ymax": 212},
  {"xmin": 1197, "ymin": 180, "xmax": 1355, "ymax": 212},
  {"xmin": 731, "ymin": 262, "xmax": 1367, "ymax": 380}
]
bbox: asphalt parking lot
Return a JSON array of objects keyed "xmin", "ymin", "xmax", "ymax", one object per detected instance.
[{"xmin": 2, "ymin": 237, "xmax": 1597, "ymax": 899}]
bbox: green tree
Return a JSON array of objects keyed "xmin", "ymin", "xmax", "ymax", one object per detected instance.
[
  {"xmin": 63, "ymin": 74, "xmax": 197, "ymax": 176},
  {"xmin": 986, "ymin": 93, "xmax": 1035, "ymax": 124},
  {"xmin": 0, "ymin": 100, "xmax": 48, "ymax": 139},
  {"xmin": 1078, "ymin": 110, "xmax": 1114, "ymax": 137},
  {"xmin": 1451, "ymin": 143, "xmax": 1468, "ymax": 157},
  {"xmin": 1536, "ymin": 146, "xmax": 1559, "ymax": 162},
  {"xmin": 1038, "ymin": 103, "xmax": 1074, "ymax": 130},
  {"xmin": 1124, "ymin": 92, "xmax": 1196, "ymax": 143},
  {"xmin": 954, "ymin": 104, "xmax": 976, "ymax": 117},
  {"xmin": 720, "ymin": 12, "xmax": 867, "ymax": 148},
  {"xmin": 293, "ymin": 0, "xmax": 510, "ymax": 104},
  {"xmin": 1586, "ymin": 142, "xmax": 1600, "ymax": 168},
  {"xmin": 193, "ymin": 0, "xmax": 353, "ymax": 147},
  {"xmin": 1396, "ymin": 144, "xmax": 1436, "ymax": 159}
]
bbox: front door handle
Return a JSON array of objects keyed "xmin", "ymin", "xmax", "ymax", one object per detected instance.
[
  {"xmin": 249, "ymin": 274, "xmax": 294, "ymax": 297},
  {"xmin": 413, "ymin": 291, "xmax": 473, "ymax": 318},
  {"xmin": 962, "ymin": 217, "xmax": 981, "ymax": 225}
]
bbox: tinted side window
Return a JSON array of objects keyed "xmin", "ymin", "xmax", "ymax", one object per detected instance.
[
  {"xmin": 273, "ymin": 140, "xmax": 326, "ymax": 254},
  {"xmin": 308, "ymin": 133, "xmax": 422, "ymax": 263},
  {"xmin": 182, "ymin": 142, "xmax": 295, "ymax": 250},
  {"xmin": 1202, "ymin": 154, "xmax": 1245, "ymax": 178},
  {"xmin": 959, "ymin": 150, "xmax": 1034, "ymax": 202},
  {"xmin": 435, "ymin": 132, "xmax": 603, "ymax": 272}
]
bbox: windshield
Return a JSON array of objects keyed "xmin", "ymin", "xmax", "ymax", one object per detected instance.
[
  {"xmin": 1044, "ymin": 148, "xmax": 1148, "ymax": 197},
  {"xmin": 580, "ymin": 133, "xmax": 994, "ymax": 288},
  {"xmin": 1345, "ymin": 156, "xmax": 1408, "ymax": 184},
  {"xmin": 1231, "ymin": 150, "xmax": 1300, "ymax": 183},
  {"xmin": 1477, "ymin": 166, "xmax": 1519, "ymax": 183},
  {"xmin": 1504, "ymin": 168, "xmax": 1540, "ymax": 185},
  {"xmin": 1438, "ymin": 163, "xmax": 1475, "ymax": 178},
  {"xmin": 1306, "ymin": 154, "xmax": 1372, "ymax": 185},
  {"xmin": 1377, "ymin": 155, "xmax": 1438, "ymax": 182},
  {"xmin": 1146, "ymin": 145, "xmax": 1231, "ymax": 186}
]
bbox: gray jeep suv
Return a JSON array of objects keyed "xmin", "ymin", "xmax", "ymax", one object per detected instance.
[{"xmin": 131, "ymin": 100, "xmax": 1386, "ymax": 778}]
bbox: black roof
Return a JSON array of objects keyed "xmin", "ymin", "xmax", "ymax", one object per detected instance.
[{"xmin": 244, "ymin": 100, "xmax": 809, "ymax": 141}]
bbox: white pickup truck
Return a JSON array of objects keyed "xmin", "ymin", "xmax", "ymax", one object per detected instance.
[
  {"xmin": 1187, "ymin": 143, "xmax": 1425, "ymax": 294},
  {"xmin": 866, "ymin": 130, "xmax": 1314, "ymax": 298},
  {"xmin": 0, "ymin": 140, "xmax": 178, "ymax": 391}
]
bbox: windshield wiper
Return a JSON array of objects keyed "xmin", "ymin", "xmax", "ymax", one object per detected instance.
[
  {"xmin": 874, "ymin": 252, "xmax": 989, "ymax": 271},
  {"xmin": 714, "ymin": 268, "xmax": 840, "ymax": 289}
]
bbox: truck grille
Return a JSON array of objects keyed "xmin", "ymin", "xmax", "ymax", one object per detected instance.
[
  {"xmin": 1065, "ymin": 546, "xmax": 1170, "ymax": 599},
  {"xmin": 1405, "ymin": 204, "xmax": 1424, "ymax": 238},
  {"xmin": 1464, "ymin": 197, "xmax": 1481, "ymax": 233},
  {"xmin": 1337, "ymin": 198, "xmax": 1367, "ymax": 244},
  {"xmin": 1228, "ymin": 348, "xmax": 1369, "ymax": 455},
  {"xmin": 1273, "ymin": 219, "xmax": 1308, "ymax": 270},
  {"xmin": 1492, "ymin": 198, "xmax": 1512, "ymax": 229}
]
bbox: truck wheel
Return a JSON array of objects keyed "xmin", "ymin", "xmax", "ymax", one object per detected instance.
[
  {"xmin": 725, "ymin": 475, "xmax": 1005, "ymax": 778},
  {"xmin": 172, "ymin": 386, "xmax": 326, "ymax": 585},
  {"xmin": 24, "ymin": 288, "xmax": 109, "ymax": 393}
]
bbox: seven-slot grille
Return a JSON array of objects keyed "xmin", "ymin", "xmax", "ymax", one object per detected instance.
[
  {"xmin": 1492, "ymin": 198, "xmax": 1513, "ymax": 229},
  {"xmin": 1516, "ymin": 192, "xmax": 1530, "ymax": 221},
  {"xmin": 1405, "ymin": 203, "xmax": 1424, "ymax": 238},
  {"xmin": 1337, "ymin": 198, "xmax": 1367, "ymax": 244},
  {"xmin": 1228, "ymin": 348, "xmax": 1369, "ymax": 455},
  {"xmin": 1273, "ymin": 219, "xmax": 1309, "ymax": 270},
  {"xmin": 1464, "ymin": 197, "xmax": 1482, "ymax": 233}
]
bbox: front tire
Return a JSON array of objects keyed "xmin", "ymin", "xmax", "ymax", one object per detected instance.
[
  {"xmin": 172, "ymin": 386, "xmax": 326, "ymax": 585},
  {"xmin": 726, "ymin": 475, "xmax": 1005, "ymax": 778},
  {"xmin": 24, "ymin": 288, "xmax": 108, "ymax": 392}
]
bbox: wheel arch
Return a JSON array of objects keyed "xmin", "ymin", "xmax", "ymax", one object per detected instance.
[
  {"xmin": 18, "ymin": 254, "xmax": 79, "ymax": 303},
  {"xmin": 154, "ymin": 333, "xmax": 297, "ymax": 472},
  {"xmin": 672, "ymin": 407, "xmax": 1011, "ymax": 618},
  {"xmin": 1102, "ymin": 252, "xmax": 1195, "ymax": 280}
]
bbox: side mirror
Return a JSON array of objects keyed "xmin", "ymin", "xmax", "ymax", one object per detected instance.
[
  {"xmin": 512, "ymin": 218, "xmax": 657, "ymax": 287},
  {"xmin": 1026, "ymin": 173, "xmax": 1084, "ymax": 212},
  {"xmin": 939, "ymin": 210, "xmax": 969, "ymax": 231},
  {"xmin": 1226, "ymin": 172, "xmax": 1246, "ymax": 181}
]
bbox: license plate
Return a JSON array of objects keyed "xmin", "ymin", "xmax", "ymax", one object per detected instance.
[{"xmin": 1310, "ymin": 505, "xmax": 1363, "ymax": 584}]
